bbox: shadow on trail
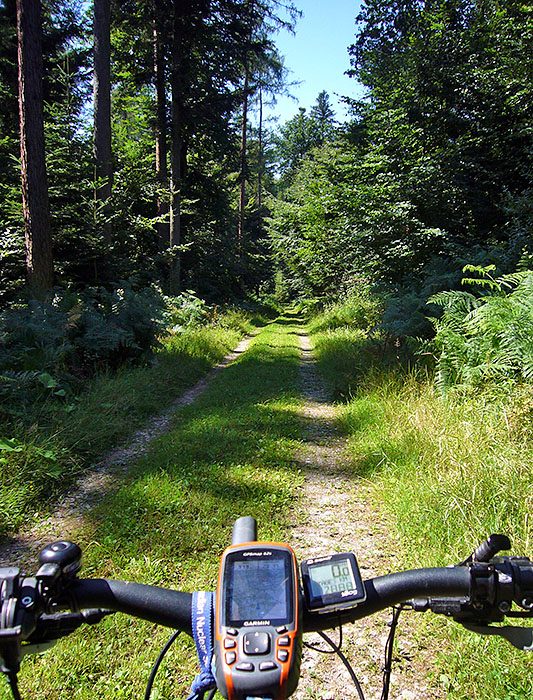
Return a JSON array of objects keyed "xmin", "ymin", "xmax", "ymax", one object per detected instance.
[{"xmin": 74, "ymin": 318, "xmax": 359, "ymax": 573}]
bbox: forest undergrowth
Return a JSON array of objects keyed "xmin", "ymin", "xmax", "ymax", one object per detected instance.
[{"xmin": 308, "ymin": 294, "xmax": 533, "ymax": 700}]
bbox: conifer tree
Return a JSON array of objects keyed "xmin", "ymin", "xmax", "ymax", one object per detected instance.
[
  {"xmin": 16, "ymin": 0, "xmax": 54, "ymax": 293},
  {"xmin": 93, "ymin": 0, "xmax": 112, "ymax": 246}
]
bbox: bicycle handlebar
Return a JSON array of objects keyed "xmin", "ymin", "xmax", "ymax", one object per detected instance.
[
  {"xmin": 63, "ymin": 579, "xmax": 194, "ymax": 634},
  {"xmin": 48, "ymin": 562, "xmax": 497, "ymax": 635},
  {"xmin": 48, "ymin": 566, "xmax": 470, "ymax": 637},
  {"xmin": 305, "ymin": 566, "xmax": 472, "ymax": 631},
  {"xmin": 1, "ymin": 533, "xmax": 532, "ymax": 699}
]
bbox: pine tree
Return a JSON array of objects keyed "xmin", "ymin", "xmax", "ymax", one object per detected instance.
[
  {"xmin": 93, "ymin": 0, "xmax": 112, "ymax": 246},
  {"xmin": 16, "ymin": 0, "xmax": 54, "ymax": 294}
]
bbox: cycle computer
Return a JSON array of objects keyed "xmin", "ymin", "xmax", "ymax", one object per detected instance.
[
  {"xmin": 301, "ymin": 552, "xmax": 366, "ymax": 613},
  {"xmin": 214, "ymin": 542, "xmax": 302, "ymax": 700}
]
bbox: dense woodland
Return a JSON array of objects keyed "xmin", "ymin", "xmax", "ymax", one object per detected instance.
[
  {"xmin": 2, "ymin": 0, "xmax": 533, "ymax": 316},
  {"xmin": 2, "ymin": 0, "xmax": 533, "ymax": 468}
]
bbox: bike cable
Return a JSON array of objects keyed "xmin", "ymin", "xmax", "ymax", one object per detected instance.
[
  {"xmin": 304, "ymin": 622, "xmax": 343, "ymax": 654},
  {"xmin": 6, "ymin": 672, "xmax": 22, "ymax": 700},
  {"xmin": 144, "ymin": 630, "xmax": 181, "ymax": 700},
  {"xmin": 315, "ymin": 630, "xmax": 366, "ymax": 700},
  {"xmin": 380, "ymin": 605, "xmax": 405, "ymax": 700}
]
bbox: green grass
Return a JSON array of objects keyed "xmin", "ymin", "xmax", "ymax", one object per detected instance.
[
  {"xmin": 0, "ymin": 317, "xmax": 249, "ymax": 536},
  {"xmin": 8, "ymin": 314, "xmax": 306, "ymax": 700},
  {"xmin": 309, "ymin": 316, "xmax": 533, "ymax": 699},
  {"xmin": 306, "ymin": 291, "xmax": 382, "ymax": 336}
]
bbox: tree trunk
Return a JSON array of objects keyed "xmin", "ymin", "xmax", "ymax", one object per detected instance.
[
  {"xmin": 16, "ymin": 0, "xmax": 54, "ymax": 294},
  {"xmin": 153, "ymin": 0, "xmax": 169, "ymax": 253},
  {"xmin": 238, "ymin": 62, "xmax": 250, "ymax": 249},
  {"xmin": 93, "ymin": 0, "xmax": 112, "ymax": 246},
  {"xmin": 257, "ymin": 84, "xmax": 263, "ymax": 210},
  {"xmin": 169, "ymin": 0, "xmax": 187, "ymax": 294}
]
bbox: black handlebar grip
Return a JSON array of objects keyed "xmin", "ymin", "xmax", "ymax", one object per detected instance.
[
  {"xmin": 231, "ymin": 516, "xmax": 257, "ymax": 545},
  {"xmin": 65, "ymin": 580, "xmax": 193, "ymax": 634},
  {"xmin": 473, "ymin": 534, "xmax": 511, "ymax": 563},
  {"xmin": 303, "ymin": 566, "xmax": 473, "ymax": 632}
]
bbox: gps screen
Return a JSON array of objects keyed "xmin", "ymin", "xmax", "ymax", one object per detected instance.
[{"xmin": 225, "ymin": 553, "xmax": 292, "ymax": 625}]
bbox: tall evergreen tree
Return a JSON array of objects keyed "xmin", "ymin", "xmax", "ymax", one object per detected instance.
[
  {"xmin": 153, "ymin": 0, "xmax": 169, "ymax": 252},
  {"xmin": 93, "ymin": 0, "xmax": 112, "ymax": 246},
  {"xmin": 16, "ymin": 0, "xmax": 54, "ymax": 293}
]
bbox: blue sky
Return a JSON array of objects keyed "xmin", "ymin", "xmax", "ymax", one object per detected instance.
[{"xmin": 263, "ymin": 0, "xmax": 366, "ymax": 126}]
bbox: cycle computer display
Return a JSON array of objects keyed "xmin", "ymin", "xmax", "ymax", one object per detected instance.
[
  {"xmin": 214, "ymin": 542, "xmax": 302, "ymax": 700},
  {"xmin": 301, "ymin": 552, "xmax": 366, "ymax": 613}
]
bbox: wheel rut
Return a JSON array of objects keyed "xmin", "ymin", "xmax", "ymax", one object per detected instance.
[
  {"xmin": 290, "ymin": 331, "xmax": 443, "ymax": 700},
  {"xmin": 0, "ymin": 334, "xmax": 256, "ymax": 568}
]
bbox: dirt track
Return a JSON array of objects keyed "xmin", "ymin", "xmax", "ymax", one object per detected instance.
[
  {"xmin": 0, "ymin": 324, "xmax": 441, "ymax": 699},
  {"xmin": 291, "ymin": 331, "xmax": 442, "ymax": 700}
]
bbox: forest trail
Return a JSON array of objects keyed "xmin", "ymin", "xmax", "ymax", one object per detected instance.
[
  {"xmin": 290, "ymin": 329, "xmax": 443, "ymax": 700},
  {"xmin": 0, "ymin": 317, "xmax": 442, "ymax": 699},
  {"xmin": 0, "ymin": 333, "xmax": 257, "ymax": 567}
]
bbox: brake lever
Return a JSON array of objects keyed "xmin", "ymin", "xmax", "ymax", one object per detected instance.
[
  {"xmin": 461, "ymin": 623, "xmax": 533, "ymax": 651},
  {"xmin": 29, "ymin": 609, "xmax": 114, "ymax": 645},
  {"xmin": 20, "ymin": 609, "xmax": 114, "ymax": 659}
]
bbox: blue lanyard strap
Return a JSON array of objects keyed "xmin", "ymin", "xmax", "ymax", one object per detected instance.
[{"xmin": 186, "ymin": 591, "xmax": 216, "ymax": 700}]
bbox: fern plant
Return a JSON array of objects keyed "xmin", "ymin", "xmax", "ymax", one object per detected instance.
[
  {"xmin": 0, "ymin": 283, "xmax": 168, "ymax": 422},
  {"xmin": 430, "ymin": 265, "xmax": 533, "ymax": 389},
  {"xmin": 163, "ymin": 290, "xmax": 208, "ymax": 333}
]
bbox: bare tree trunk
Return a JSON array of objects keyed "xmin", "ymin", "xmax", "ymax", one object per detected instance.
[
  {"xmin": 257, "ymin": 84, "xmax": 263, "ymax": 210},
  {"xmin": 238, "ymin": 62, "xmax": 250, "ymax": 249},
  {"xmin": 169, "ymin": 0, "xmax": 184, "ymax": 294},
  {"xmin": 16, "ymin": 0, "xmax": 54, "ymax": 294},
  {"xmin": 153, "ymin": 0, "xmax": 169, "ymax": 253},
  {"xmin": 93, "ymin": 0, "xmax": 112, "ymax": 246}
]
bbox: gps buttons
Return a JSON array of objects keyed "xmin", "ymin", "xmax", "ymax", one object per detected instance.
[
  {"xmin": 235, "ymin": 662, "xmax": 254, "ymax": 672},
  {"xmin": 277, "ymin": 649, "xmax": 289, "ymax": 663},
  {"xmin": 243, "ymin": 631, "xmax": 270, "ymax": 655},
  {"xmin": 259, "ymin": 661, "xmax": 278, "ymax": 672},
  {"xmin": 225, "ymin": 651, "xmax": 237, "ymax": 665}
]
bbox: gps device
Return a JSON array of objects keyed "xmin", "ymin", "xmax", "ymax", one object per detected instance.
[
  {"xmin": 301, "ymin": 552, "xmax": 366, "ymax": 613},
  {"xmin": 214, "ymin": 538, "xmax": 302, "ymax": 700}
]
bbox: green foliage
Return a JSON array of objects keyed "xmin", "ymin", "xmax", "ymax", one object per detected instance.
[
  {"xmin": 306, "ymin": 292, "xmax": 415, "ymax": 400},
  {"xmin": 307, "ymin": 288, "xmax": 382, "ymax": 334},
  {"xmin": 0, "ymin": 433, "xmax": 80, "ymax": 532},
  {"xmin": 269, "ymin": 0, "xmax": 533, "ymax": 303},
  {"xmin": 0, "ymin": 312, "xmax": 246, "ymax": 536},
  {"xmin": 0, "ymin": 284, "xmax": 168, "ymax": 422},
  {"xmin": 430, "ymin": 266, "xmax": 533, "ymax": 389},
  {"xmin": 272, "ymin": 92, "xmax": 338, "ymax": 188},
  {"xmin": 163, "ymin": 291, "xmax": 209, "ymax": 332},
  {"xmin": 268, "ymin": 135, "xmax": 445, "ymax": 298},
  {"xmin": 340, "ymin": 374, "xmax": 533, "ymax": 699}
]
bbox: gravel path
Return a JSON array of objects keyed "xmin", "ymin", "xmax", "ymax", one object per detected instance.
[
  {"xmin": 0, "ymin": 323, "xmax": 442, "ymax": 700},
  {"xmin": 0, "ymin": 334, "xmax": 255, "ymax": 567},
  {"xmin": 291, "ymin": 331, "xmax": 443, "ymax": 700}
]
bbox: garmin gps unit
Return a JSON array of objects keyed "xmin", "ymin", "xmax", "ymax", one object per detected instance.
[
  {"xmin": 301, "ymin": 552, "xmax": 366, "ymax": 613},
  {"xmin": 214, "ymin": 542, "xmax": 302, "ymax": 700}
]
